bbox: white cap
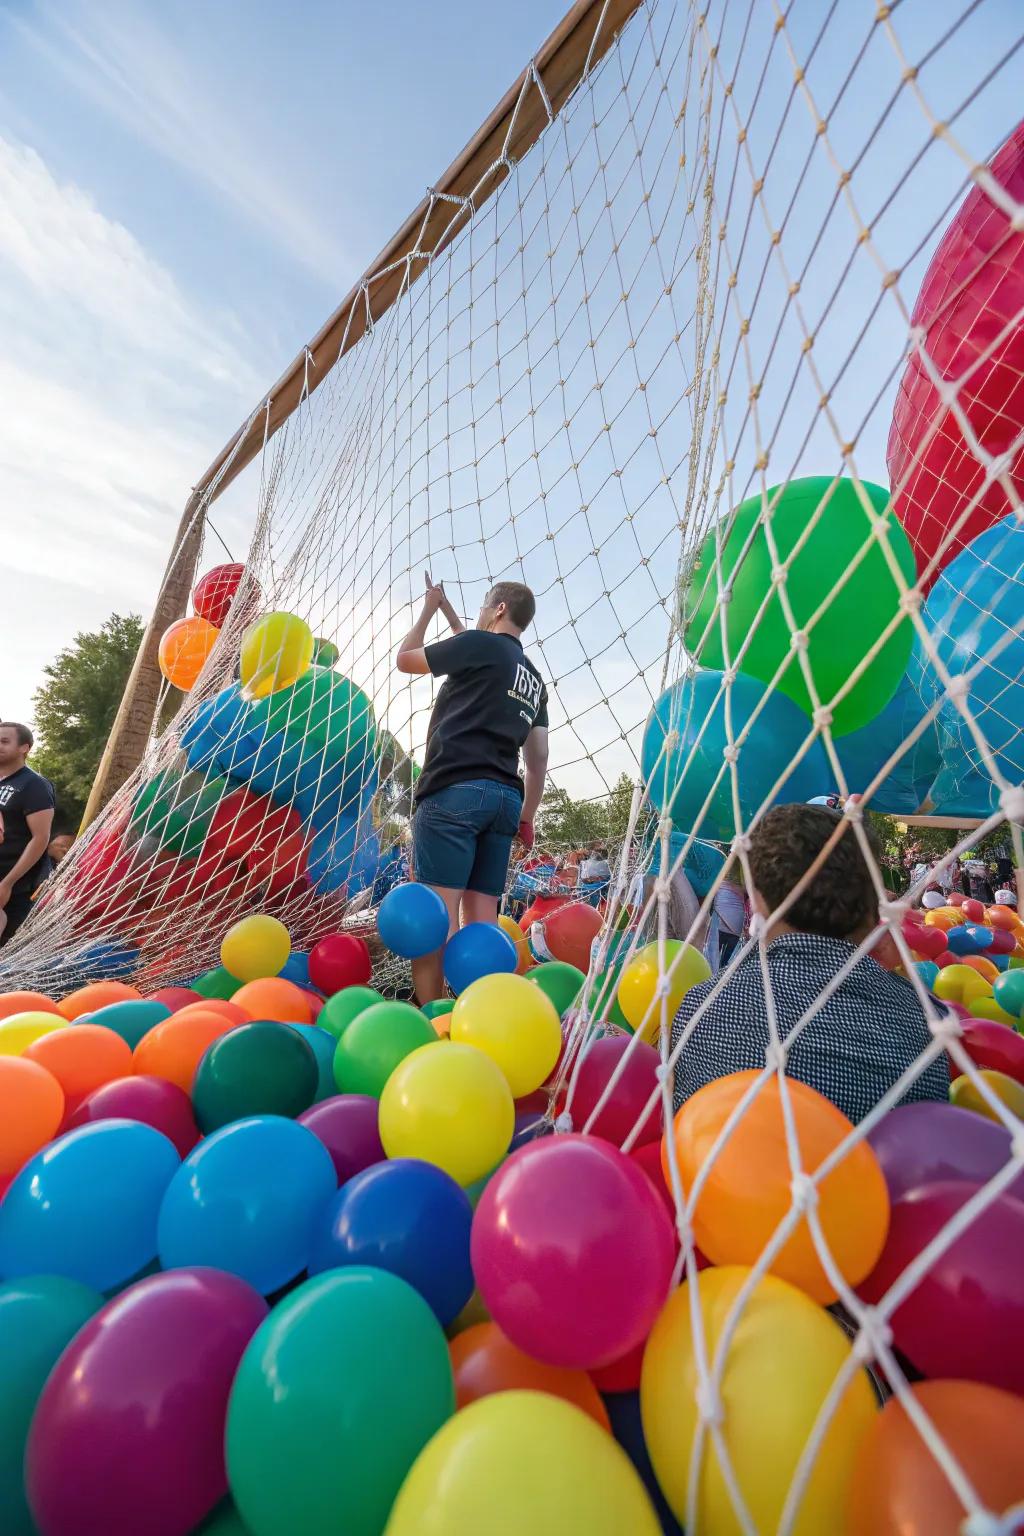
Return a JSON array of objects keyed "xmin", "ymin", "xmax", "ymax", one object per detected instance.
[
  {"xmin": 921, "ymin": 891, "xmax": 945, "ymax": 909},
  {"xmin": 995, "ymin": 888, "xmax": 1017, "ymax": 906}
]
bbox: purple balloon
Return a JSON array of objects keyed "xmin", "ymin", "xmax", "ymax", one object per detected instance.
[
  {"xmin": 867, "ymin": 1100, "xmax": 1024, "ymax": 1203},
  {"xmin": 297, "ymin": 1094, "xmax": 384, "ymax": 1183},
  {"xmin": 26, "ymin": 1267, "xmax": 267, "ymax": 1536},
  {"xmin": 67, "ymin": 1074, "xmax": 200, "ymax": 1158}
]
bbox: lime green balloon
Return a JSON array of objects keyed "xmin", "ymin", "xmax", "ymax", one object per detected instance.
[
  {"xmin": 681, "ymin": 476, "xmax": 916, "ymax": 736},
  {"xmin": 421, "ymin": 999, "xmax": 455, "ymax": 1022},
  {"xmin": 319, "ymin": 985, "xmax": 384, "ymax": 1041},
  {"xmin": 193, "ymin": 966, "xmax": 242, "ymax": 1001},
  {"xmin": 226, "ymin": 1267, "xmax": 454, "ymax": 1536},
  {"xmin": 251, "ymin": 667, "xmax": 375, "ymax": 761},
  {"xmin": 332, "ymin": 1002, "xmax": 437, "ymax": 1097},
  {"xmin": 312, "ymin": 637, "xmax": 339, "ymax": 669},
  {"xmin": 130, "ymin": 768, "xmax": 226, "ymax": 856},
  {"xmin": 0, "ymin": 1275, "xmax": 103, "ymax": 1536},
  {"xmin": 525, "ymin": 961, "xmax": 585, "ymax": 1018},
  {"xmin": 581, "ymin": 964, "xmax": 630, "ymax": 1029}
]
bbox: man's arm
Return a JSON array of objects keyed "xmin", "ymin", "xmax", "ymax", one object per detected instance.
[
  {"xmin": 520, "ymin": 725, "xmax": 549, "ymax": 841},
  {"xmin": 0, "ymin": 807, "xmax": 53, "ymax": 909},
  {"xmin": 396, "ymin": 573, "xmax": 465, "ymax": 676}
]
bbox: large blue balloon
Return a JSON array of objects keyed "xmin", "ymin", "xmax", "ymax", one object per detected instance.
[
  {"xmin": 0, "ymin": 1122, "xmax": 180, "ymax": 1292},
  {"xmin": 833, "ymin": 638, "xmax": 940, "ymax": 813},
  {"xmin": 377, "ymin": 883, "xmax": 450, "ymax": 959},
  {"xmin": 157, "ymin": 1116, "xmax": 336, "ymax": 1294},
  {"xmin": 308, "ymin": 1158, "xmax": 473, "ymax": 1325},
  {"xmin": 641, "ymin": 670, "xmax": 829, "ymax": 839},
  {"xmin": 443, "ymin": 923, "xmax": 518, "ymax": 994},
  {"xmin": 307, "ymin": 815, "xmax": 361, "ymax": 894}
]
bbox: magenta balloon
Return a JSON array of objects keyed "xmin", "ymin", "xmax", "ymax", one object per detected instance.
[
  {"xmin": 867, "ymin": 1101, "xmax": 1024, "ymax": 1203},
  {"xmin": 567, "ymin": 1036, "xmax": 662, "ymax": 1146},
  {"xmin": 988, "ymin": 926, "xmax": 1016, "ymax": 955},
  {"xmin": 471, "ymin": 1133, "xmax": 675, "ymax": 1369},
  {"xmin": 67, "ymin": 1074, "xmax": 200, "ymax": 1158},
  {"xmin": 26, "ymin": 1267, "xmax": 267, "ymax": 1536},
  {"xmin": 859, "ymin": 1180, "xmax": 1024, "ymax": 1395},
  {"xmin": 296, "ymin": 1093, "xmax": 384, "ymax": 1183}
]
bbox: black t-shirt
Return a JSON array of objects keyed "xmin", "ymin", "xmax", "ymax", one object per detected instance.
[
  {"xmin": 0, "ymin": 766, "xmax": 55, "ymax": 892},
  {"xmin": 416, "ymin": 630, "xmax": 548, "ymax": 804}
]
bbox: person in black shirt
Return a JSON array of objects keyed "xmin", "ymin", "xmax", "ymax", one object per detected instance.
[
  {"xmin": 397, "ymin": 575, "xmax": 549, "ymax": 1001},
  {"xmin": 0, "ymin": 722, "xmax": 55, "ymax": 946}
]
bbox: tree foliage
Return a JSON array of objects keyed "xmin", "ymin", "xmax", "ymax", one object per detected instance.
[
  {"xmin": 32, "ymin": 613, "xmax": 143, "ymax": 830},
  {"xmin": 536, "ymin": 772, "xmax": 647, "ymax": 849}
]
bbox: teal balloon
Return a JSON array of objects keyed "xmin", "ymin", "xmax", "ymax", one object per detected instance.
[
  {"xmin": 833, "ymin": 639, "xmax": 939, "ymax": 813},
  {"xmin": 676, "ymin": 832, "xmax": 726, "ymax": 899},
  {"xmin": 225, "ymin": 1267, "xmax": 454, "ymax": 1536},
  {"xmin": 642, "ymin": 671, "xmax": 828, "ymax": 840},
  {"xmin": 288, "ymin": 1024, "xmax": 337, "ymax": 1101},
  {"xmin": 0, "ymin": 1275, "xmax": 103, "ymax": 1536},
  {"xmin": 192, "ymin": 1022, "xmax": 320, "ymax": 1133},
  {"xmin": 79, "ymin": 998, "xmax": 171, "ymax": 1048}
]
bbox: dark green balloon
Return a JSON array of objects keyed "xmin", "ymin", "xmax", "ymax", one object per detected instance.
[
  {"xmin": 0, "ymin": 1275, "xmax": 103, "ymax": 1536},
  {"xmin": 194, "ymin": 1500, "xmax": 251, "ymax": 1534},
  {"xmin": 421, "ymin": 998, "xmax": 455, "ymax": 1021},
  {"xmin": 312, "ymin": 637, "xmax": 340, "ymax": 669},
  {"xmin": 226, "ymin": 1268, "xmax": 454, "ymax": 1536},
  {"xmin": 192, "ymin": 1021, "xmax": 319, "ymax": 1132},
  {"xmin": 332, "ymin": 1002, "xmax": 436, "ymax": 1098},
  {"xmin": 193, "ymin": 966, "xmax": 241, "ymax": 1001},
  {"xmin": 319, "ymin": 985, "xmax": 385, "ymax": 1041},
  {"xmin": 526, "ymin": 960, "xmax": 585, "ymax": 1017}
]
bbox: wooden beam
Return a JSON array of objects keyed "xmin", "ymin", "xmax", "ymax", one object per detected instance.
[{"xmin": 894, "ymin": 815, "xmax": 987, "ymax": 831}]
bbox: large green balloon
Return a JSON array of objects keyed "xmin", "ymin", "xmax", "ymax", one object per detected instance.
[
  {"xmin": 319, "ymin": 985, "xmax": 385, "ymax": 1041},
  {"xmin": 581, "ymin": 963, "xmax": 630, "ymax": 1029},
  {"xmin": 250, "ymin": 667, "xmax": 375, "ymax": 762},
  {"xmin": 332, "ymin": 1002, "xmax": 436, "ymax": 1098},
  {"xmin": 0, "ymin": 1275, "xmax": 103, "ymax": 1536},
  {"xmin": 225, "ymin": 1267, "xmax": 454, "ymax": 1536},
  {"xmin": 526, "ymin": 961, "xmax": 585, "ymax": 1017},
  {"xmin": 192, "ymin": 1022, "xmax": 319, "ymax": 1132},
  {"xmin": 681, "ymin": 476, "xmax": 916, "ymax": 736}
]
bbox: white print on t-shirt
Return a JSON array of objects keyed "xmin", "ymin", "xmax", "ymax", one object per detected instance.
[
  {"xmin": 0, "ymin": 785, "xmax": 16, "ymax": 807},
  {"xmin": 509, "ymin": 662, "xmax": 542, "ymax": 720}
]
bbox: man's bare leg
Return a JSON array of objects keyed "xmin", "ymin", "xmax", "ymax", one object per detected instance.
[
  {"xmin": 461, "ymin": 890, "xmax": 499, "ymax": 927},
  {"xmin": 411, "ymin": 884, "xmax": 463, "ymax": 1004}
]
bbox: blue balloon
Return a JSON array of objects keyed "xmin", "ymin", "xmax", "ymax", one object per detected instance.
[
  {"xmin": 946, "ymin": 923, "xmax": 994, "ymax": 956},
  {"xmin": 279, "ymin": 950, "xmax": 311, "ymax": 988},
  {"xmin": 443, "ymin": 923, "xmax": 517, "ymax": 994},
  {"xmin": 377, "ymin": 883, "xmax": 450, "ymax": 959},
  {"xmin": 308, "ymin": 1158, "xmax": 472, "ymax": 1325},
  {"xmin": 72, "ymin": 940, "xmax": 139, "ymax": 981},
  {"xmin": 674, "ymin": 832, "xmax": 726, "ymax": 899},
  {"xmin": 307, "ymin": 816, "xmax": 361, "ymax": 894},
  {"xmin": 642, "ymin": 670, "xmax": 829, "ymax": 840},
  {"xmin": 912, "ymin": 959, "xmax": 940, "ymax": 990},
  {"xmin": 0, "ymin": 1122, "xmax": 180, "ymax": 1292},
  {"xmin": 79, "ymin": 997, "xmax": 171, "ymax": 1048},
  {"xmin": 288, "ymin": 1024, "xmax": 337, "ymax": 1102},
  {"xmin": 833, "ymin": 639, "xmax": 940, "ymax": 813},
  {"xmin": 157, "ymin": 1116, "xmax": 336, "ymax": 1294}
]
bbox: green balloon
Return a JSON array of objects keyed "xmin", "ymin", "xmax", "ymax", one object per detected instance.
[
  {"xmin": 192, "ymin": 1021, "xmax": 319, "ymax": 1132},
  {"xmin": 526, "ymin": 960, "xmax": 585, "ymax": 1018},
  {"xmin": 130, "ymin": 768, "xmax": 227, "ymax": 857},
  {"xmin": 193, "ymin": 965, "xmax": 242, "ymax": 1001},
  {"xmin": 0, "ymin": 1275, "xmax": 103, "ymax": 1536},
  {"xmin": 681, "ymin": 476, "xmax": 916, "ymax": 736},
  {"xmin": 319, "ymin": 985, "xmax": 385, "ymax": 1041},
  {"xmin": 195, "ymin": 1500, "xmax": 251, "ymax": 1535},
  {"xmin": 421, "ymin": 998, "xmax": 455, "ymax": 1021},
  {"xmin": 312, "ymin": 637, "xmax": 340, "ymax": 669},
  {"xmin": 226, "ymin": 1267, "xmax": 454, "ymax": 1536},
  {"xmin": 332, "ymin": 1002, "xmax": 436, "ymax": 1098},
  {"xmin": 251, "ymin": 667, "xmax": 376, "ymax": 762},
  {"xmin": 581, "ymin": 964, "xmax": 629, "ymax": 1029}
]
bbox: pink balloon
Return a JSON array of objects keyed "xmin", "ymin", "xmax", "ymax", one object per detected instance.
[
  {"xmin": 471, "ymin": 1134, "xmax": 675, "ymax": 1369},
  {"xmin": 67, "ymin": 1074, "xmax": 200, "ymax": 1157},
  {"xmin": 953, "ymin": 1018, "xmax": 1024, "ymax": 1087},
  {"xmin": 859, "ymin": 1180, "xmax": 1024, "ymax": 1395},
  {"xmin": 148, "ymin": 987, "xmax": 203, "ymax": 1013},
  {"xmin": 565, "ymin": 1036, "xmax": 662, "ymax": 1147},
  {"xmin": 989, "ymin": 926, "xmax": 1016, "ymax": 955}
]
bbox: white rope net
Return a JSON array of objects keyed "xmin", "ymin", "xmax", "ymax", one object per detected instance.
[{"xmin": 8, "ymin": 0, "xmax": 1024, "ymax": 1528}]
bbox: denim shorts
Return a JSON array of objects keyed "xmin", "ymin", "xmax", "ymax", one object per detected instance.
[{"xmin": 412, "ymin": 779, "xmax": 522, "ymax": 896}]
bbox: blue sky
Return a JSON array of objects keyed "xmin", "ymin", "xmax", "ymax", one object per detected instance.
[{"xmin": 0, "ymin": 0, "xmax": 567, "ymax": 723}]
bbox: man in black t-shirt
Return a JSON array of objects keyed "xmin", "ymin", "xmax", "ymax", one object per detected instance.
[
  {"xmin": 0, "ymin": 722, "xmax": 55, "ymax": 946},
  {"xmin": 396, "ymin": 575, "xmax": 549, "ymax": 1001}
]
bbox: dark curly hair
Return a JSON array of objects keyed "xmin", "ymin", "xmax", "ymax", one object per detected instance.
[{"xmin": 750, "ymin": 803, "xmax": 880, "ymax": 939}]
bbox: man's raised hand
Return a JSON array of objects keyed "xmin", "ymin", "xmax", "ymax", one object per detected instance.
[{"xmin": 423, "ymin": 571, "xmax": 446, "ymax": 617}]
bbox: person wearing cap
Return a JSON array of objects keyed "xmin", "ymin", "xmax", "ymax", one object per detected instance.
[{"xmin": 994, "ymin": 887, "xmax": 1017, "ymax": 910}]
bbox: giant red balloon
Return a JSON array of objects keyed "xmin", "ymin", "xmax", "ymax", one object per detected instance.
[{"xmin": 888, "ymin": 121, "xmax": 1024, "ymax": 586}]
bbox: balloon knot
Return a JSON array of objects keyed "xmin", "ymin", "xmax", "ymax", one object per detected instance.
[
  {"xmin": 553, "ymin": 1111, "xmax": 573, "ymax": 1134},
  {"xmin": 999, "ymin": 785, "xmax": 1024, "ymax": 822},
  {"xmin": 695, "ymin": 1381, "xmax": 725, "ymax": 1427},
  {"xmin": 852, "ymin": 1306, "xmax": 892, "ymax": 1363},
  {"xmin": 789, "ymin": 1172, "xmax": 818, "ymax": 1214},
  {"xmin": 764, "ymin": 1041, "xmax": 788, "ymax": 1072}
]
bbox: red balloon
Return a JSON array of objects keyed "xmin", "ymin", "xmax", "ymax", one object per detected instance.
[
  {"xmin": 68, "ymin": 1074, "xmax": 201, "ymax": 1157},
  {"xmin": 246, "ymin": 828, "xmax": 309, "ymax": 898},
  {"xmin": 988, "ymin": 926, "xmax": 1016, "ymax": 956},
  {"xmin": 149, "ymin": 987, "xmax": 203, "ymax": 1013},
  {"xmin": 471, "ymin": 1134, "xmax": 675, "ymax": 1370},
  {"xmin": 952, "ymin": 1018, "xmax": 1024, "ymax": 1087},
  {"xmin": 308, "ymin": 933, "xmax": 372, "ymax": 995},
  {"xmin": 888, "ymin": 122, "xmax": 1024, "ymax": 585},
  {"xmin": 962, "ymin": 898, "xmax": 987, "ymax": 923},
  {"xmin": 904, "ymin": 923, "xmax": 946, "ymax": 961},
  {"xmin": 859, "ymin": 1180, "xmax": 1024, "ymax": 1395},
  {"xmin": 205, "ymin": 788, "xmax": 290, "ymax": 863},
  {"xmin": 563, "ymin": 1036, "xmax": 662, "ymax": 1147},
  {"xmin": 192, "ymin": 563, "xmax": 246, "ymax": 627},
  {"xmin": 934, "ymin": 949, "xmax": 958, "ymax": 970},
  {"xmin": 630, "ymin": 1138, "xmax": 675, "ymax": 1219},
  {"xmin": 537, "ymin": 902, "xmax": 603, "ymax": 971},
  {"xmin": 589, "ymin": 1339, "xmax": 645, "ymax": 1394},
  {"xmin": 520, "ymin": 894, "xmax": 573, "ymax": 933}
]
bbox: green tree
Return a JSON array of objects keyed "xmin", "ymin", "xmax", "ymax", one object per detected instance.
[
  {"xmin": 537, "ymin": 772, "xmax": 648, "ymax": 848},
  {"xmin": 32, "ymin": 613, "xmax": 144, "ymax": 830}
]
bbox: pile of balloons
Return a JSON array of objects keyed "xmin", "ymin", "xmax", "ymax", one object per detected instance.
[{"xmin": 0, "ymin": 884, "xmax": 1020, "ymax": 1534}]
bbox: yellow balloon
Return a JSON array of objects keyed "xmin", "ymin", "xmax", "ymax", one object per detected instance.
[
  {"xmin": 450, "ymin": 972, "xmax": 561, "ymax": 1097},
  {"xmin": 379, "ymin": 1041, "xmax": 513, "ymax": 1187},
  {"xmin": 221, "ymin": 913, "xmax": 291, "ymax": 982},
  {"xmin": 385, "ymin": 1391, "xmax": 661, "ymax": 1536},
  {"xmin": 967, "ymin": 995, "xmax": 1019, "ymax": 1027},
  {"xmin": 617, "ymin": 940, "xmax": 711, "ymax": 1042},
  {"xmin": 0, "ymin": 1013, "xmax": 67, "ymax": 1056},
  {"xmin": 239, "ymin": 612, "xmax": 314, "ymax": 700},
  {"xmin": 498, "ymin": 914, "xmax": 531, "ymax": 975},
  {"xmin": 640, "ymin": 1267, "xmax": 876, "ymax": 1536},
  {"xmin": 933, "ymin": 963, "xmax": 992, "ymax": 1005},
  {"xmin": 950, "ymin": 1068, "xmax": 1024, "ymax": 1123}
]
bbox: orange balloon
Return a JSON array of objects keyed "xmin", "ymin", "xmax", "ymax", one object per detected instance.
[
  {"xmin": 158, "ymin": 615, "xmax": 220, "ymax": 691},
  {"xmin": 923, "ymin": 908, "xmax": 961, "ymax": 931},
  {"xmin": 664, "ymin": 1071, "xmax": 890, "ymax": 1305},
  {"xmin": 498, "ymin": 915, "xmax": 531, "ymax": 976},
  {"xmin": 848, "ymin": 1379, "xmax": 1024, "ymax": 1535},
  {"xmin": 0, "ymin": 990, "xmax": 59, "ymax": 1020},
  {"xmin": 450, "ymin": 1323, "xmax": 610, "ymax": 1431},
  {"xmin": 962, "ymin": 954, "xmax": 1000, "ymax": 983},
  {"xmin": 173, "ymin": 1000, "xmax": 249, "ymax": 1028},
  {"xmin": 25, "ymin": 1025, "xmax": 132, "ymax": 1113},
  {"xmin": 56, "ymin": 981, "xmax": 141, "ymax": 1022},
  {"xmin": 231, "ymin": 976, "xmax": 313, "ymax": 1024},
  {"xmin": 133, "ymin": 1009, "xmax": 237, "ymax": 1092},
  {"xmin": 987, "ymin": 905, "xmax": 1019, "ymax": 932},
  {"xmin": 0, "ymin": 1057, "xmax": 64, "ymax": 1180}
]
